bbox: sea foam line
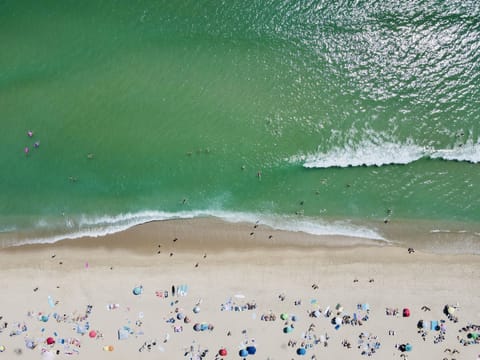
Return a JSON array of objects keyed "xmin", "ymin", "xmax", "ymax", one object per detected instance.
[
  {"xmin": 293, "ymin": 139, "xmax": 480, "ymax": 168},
  {"xmin": 4, "ymin": 210, "xmax": 385, "ymax": 246}
]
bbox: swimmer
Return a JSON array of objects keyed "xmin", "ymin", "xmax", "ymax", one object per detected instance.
[
  {"xmin": 257, "ymin": 170, "xmax": 262, "ymax": 180},
  {"xmin": 27, "ymin": 130, "xmax": 33, "ymax": 137},
  {"xmin": 34, "ymin": 141, "xmax": 40, "ymax": 148},
  {"xmin": 87, "ymin": 153, "xmax": 94, "ymax": 159},
  {"xmin": 24, "ymin": 147, "xmax": 29, "ymax": 155}
]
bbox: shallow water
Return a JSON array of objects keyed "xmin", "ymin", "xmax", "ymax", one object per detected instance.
[{"xmin": 0, "ymin": 0, "xmax": 479, "ymax": 249}]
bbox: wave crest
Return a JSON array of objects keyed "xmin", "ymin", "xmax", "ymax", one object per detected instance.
[{"xmin": 294, "ymin": 139, "xmax": 480, "ymax": 169}]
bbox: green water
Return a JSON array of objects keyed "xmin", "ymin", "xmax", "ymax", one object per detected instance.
[{"xmin": 0, "ymin": 0, "xmax": 479, "ymax": 247}]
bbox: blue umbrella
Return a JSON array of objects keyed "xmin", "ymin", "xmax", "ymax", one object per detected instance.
[
  {"xmin": 132, "ymin": 286, "xmax": 143, "ymax": 295},
  {"xmin": 246, "ymin": 345, "xmax": 256, "ymax": 355},
  {"xmin": 297, "ymin": 347, "xmax": 307, "ymax": 355},
  {"xmin": 239, "ymin": 348, "xmax": 248, "ymax": 357},
  {"xmin": 405, "ymin": 344, "xmax": 412, "ymax": 352}
]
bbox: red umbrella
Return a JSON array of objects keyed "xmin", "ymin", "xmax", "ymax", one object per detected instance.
[
  {"xmin": 89, "ymin": 330, "xmax": 97, "ymax": 338},
  {"xmin": 46, "ymin": 337, "xmax": 55, "ymax": 345},
  {"xmin": 403, "ymin": 308, "xmax": 410, "ymax": 317},
  {"xmin": 219, "ymin": 348, "xmax": 227, "ymax": 356}
]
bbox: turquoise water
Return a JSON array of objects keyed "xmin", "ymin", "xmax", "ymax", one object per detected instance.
[{"xmin": 1, "ymin": 1, "xmax": 479, "ymax": 249}]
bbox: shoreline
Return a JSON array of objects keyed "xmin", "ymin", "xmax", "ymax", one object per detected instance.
[
  {"xmin": 2, "ymin": 214, "xmax": 480, "ymax": 255},
  {"xmin": 0, "ymin": 218, "xmax": 479, "ymax": 359}
]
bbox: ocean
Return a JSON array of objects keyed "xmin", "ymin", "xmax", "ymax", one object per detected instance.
[{"xmin": 1, "ymin": 0, "xmax": 479, "ymax": 252}]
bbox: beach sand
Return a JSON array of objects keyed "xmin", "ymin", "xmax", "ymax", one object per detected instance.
[{"xmin": 0, "ymin": 217, "xmax": 479, "ymax": 359}]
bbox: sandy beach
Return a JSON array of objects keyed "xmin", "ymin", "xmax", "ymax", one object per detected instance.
[{"xmin": 0, "ymin": 217, "xmax": 479, "ymax": 360}]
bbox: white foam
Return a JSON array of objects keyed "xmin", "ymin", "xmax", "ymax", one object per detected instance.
[
  {"xmin": 294, "ymin": 138, "xmax": 479, "ymax": 169},
  {"xmin": 298, "ymin": 139, "xmax": 425, "ymax": 168},
  {"xmin": 429, "ymin": 139, "xmax": 480, "ymax": 163},
  {"xmin": 5, "ymin": 210, "xmax": 385, "ymax": 246}
]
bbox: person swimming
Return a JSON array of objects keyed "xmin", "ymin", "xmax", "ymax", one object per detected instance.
[{"xmin": 27, "ymin": 130, "xmax": 33, "ymax": 137}]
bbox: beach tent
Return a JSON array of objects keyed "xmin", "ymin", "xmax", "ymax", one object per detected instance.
[
  {"xmin": 297, "ymin": 347, "xmax": 307, "ymax": 355},
  {"xmin": 117, "ymin": 329, "xmax": 129, "ymax": 340},
  {"xmin": 402, "ymin": 308, "xmax": 410, "ymax": 317},
  {"xmin": 219, "ymin": 348, "xmax": 227, "ymax": 356},
  {"xmin": 239, "ymin": 348, "xmax": 248, "ymax": 357},
  {"xmin": 246, "ymin": 345, "xmax": 256, "ymax": 355}
]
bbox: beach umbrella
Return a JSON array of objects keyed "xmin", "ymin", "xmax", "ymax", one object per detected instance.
[
  {"xmin": 291, "ymin": 315, "xmax": 298, "ymax": 322},
  {"xmin": 132, "ymin": 286, "xmax": 143, "ymax": 295},
  {"xmin": 402, "ymin": 308, "xmax": 410, "ymax": 317},
  {"xmin": 296, "ymin": 347, "xmax": 307, "ymax": 355},
  {"xmin": 193, "ymin": 323, "xmax": 201, "ymax": 331},
  {"xmin": 405, "ymin": 344, "xmax": 412, "ymax": 352},
  {"xmin": 219, "ymin": 348, "xmax": 227, "ymax": 356},
  {"xmin": 0, "ymin": 345, "xmax": 5, "ymax": 352},
  {"xmin": 283, "ymin": 326, "xmax": 293, "ymax": 333},
  {"xmin": 313, "ymin": 310, "xmax": 320, "ymax": 318},
  {"xmin": 25, "ymin": 340, "xmax": 35, "ymax": 349},
  {"xmin": 447, "ymin": 306, "xmax": 455, "ymax": 315},
  {"xmin": 200, "ymin": 323, "xmax": 209, "ymax": 331},
  {"xmin": 177, "ymin": 313, "xmax": 185, "ymax": 320},
  {"xmin": 334, "ymin": 317, "xmax": 342, "ymax": 325},
  {"xmin": 41, "ymin": 315, "xmax": 49, "ymax": 322},
  {"xmin": 193, "ymin": 306, "xmax": 200, "ymax": 314},
  {"xmin": 103, "ymin": 345, "xmax": 114, "ymax": 352},
  {"xmin": 239, "ymin": 348, "xmax": 248, "ymax": 357},
  {"xmin": 246, "ymin": 345, "xmax": 256, "ymax": 355},
  {"xmin": 280, "ymin": 313, "xmax": 288, "ymax": 320},
  {"xmin": 184, "ymin": 316, "xmax": 191, "ymax": 324},
  {"xmin": 46, "ymin": 337, "xmax": 55, "ymax": 345},
  {"xmin": 89, "ymin": 330, "xmax": 97, "ymax": 338}
]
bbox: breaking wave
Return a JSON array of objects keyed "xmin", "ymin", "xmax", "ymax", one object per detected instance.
[
  {"xmin": 0, "ymin": 210, "xmax": 385, "ymax": 247},
  {"xmin": 293, "ymin": 139, "xmax": 480, "ymax": 169}
]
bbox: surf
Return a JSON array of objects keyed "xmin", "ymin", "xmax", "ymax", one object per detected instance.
[{"xmin": 293, "ymin": 139, "xmax": 480, "ymax": 169}]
